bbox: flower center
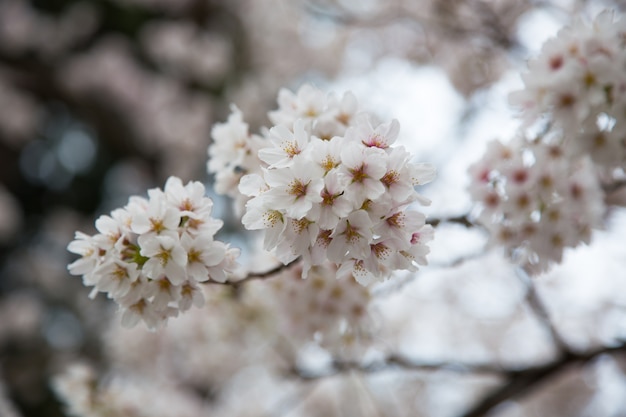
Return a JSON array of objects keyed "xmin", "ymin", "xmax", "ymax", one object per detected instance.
[
  {"xmin": 350, "ymin": 164, "xmax": 368, "ymax": 183},
  {"xmin": 288, "ymin": 179, "xmax": 308, "ymax": 199},
  {"xmin": 381, "ymin": 170, "xmax": 399, "ymax": 187}
]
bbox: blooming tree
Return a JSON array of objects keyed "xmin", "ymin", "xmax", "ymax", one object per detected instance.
[{"xmin": 1, "ymin": 2, "xmax": 626, "ymax": 417}]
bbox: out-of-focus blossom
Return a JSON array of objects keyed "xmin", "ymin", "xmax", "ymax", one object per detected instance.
[
  {"xmin": 268, "ymin": 262, "xmax": 373, "ymax": 355},
  {"xmin": 61, "ymin": 39, "xmax": 213, "ymax": 179},
  {"xmin": 142, "ymin": 22, "xmax": 233, "ymax": 85},
  {"xmin": 53, "ymin": 363, "xmax": 208, "ymax": 417},
  {"xmin": 469, "ymin": 137, "xmax": 604, "ymax": 274},
  {"xmin": 0, "ymin": 73, "xmax": 40, "ymax": 146},
  {"xmin": 469, "ymin": 11, "xmax": 626, "ymax": 274},
  {"xmin": 0, "ymin": 0, "xmax": 98, "ymax": 57},
  {"xmin": 510, "ymin": 10, "xmax": 626, "ymax": 174}
]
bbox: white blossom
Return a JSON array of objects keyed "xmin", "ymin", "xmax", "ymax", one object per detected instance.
[
  {"xmin": 67, "ymin": 176, "xmax": 240, "ymax": 329},
  {"xmin": 212, "ymin": 85, "xmax": 436, "ymax": 284}
]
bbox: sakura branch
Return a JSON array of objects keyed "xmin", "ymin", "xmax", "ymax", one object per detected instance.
[
  {"xmin": 61, "ymin": 11, "xmax": 626, "ymax": 417},
  {"xmin": 288, "ymin": 353, "xmax": 506, "ymax": 381},
  {"xmin": 234, "ymin": 85, "xmax": 436, "ymax": 285},
  {"xmin": 460, "ymin": 342, "xmax": 626, "ymax": 417},
  {"xmin": 68, "ymin": 84, "xmax": 437, "ymax": 329},
  {"xmin": 67, "ymin": 177, "xmax": 240, "ymax": 329},
  {"xmin": 468, "ymin": 10, "xmax": 626, "ymax": 275}
]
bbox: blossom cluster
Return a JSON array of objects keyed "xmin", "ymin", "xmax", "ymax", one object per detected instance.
[
  {"xmin": 468, "ymin": 137, "xmax": 604, "ymax": 274},
  {"xmin": 67, "ymin": 177, "xmax": 239, "ymax": 329},
  {"xmin": 209, "ymin": 84, "xmax": 436, "ymax": 285},
  {"xmin": 267, "ymin": 262, "xmax": 372, "ymax": 352},
  {"xmin": 511, "ymin": 10, "xmax": 626, "ymax": 173},
  {"xmin": 53, "ymin": 363, "xmax": 207, "ymax": 417},
  {"xmin": 207, "ymin": 105, "xmax": 266, "ymax": 215},
  {"xmin": 469, "ymin": 12, "xmax": 626, "ymax": 274}
]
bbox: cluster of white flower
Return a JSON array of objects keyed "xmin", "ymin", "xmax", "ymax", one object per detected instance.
[
  {"xmin": 207, "ymin": 105, "xmax": 266, "ymax": 214},
  {"xmin": 510, "ymin": 10, "xmax": 626, "ymax": 174},
  {"xmin": 469, "ymin": 12, "xmax": 626, "ymax": 274},
  {"xmin": 468, "ymin": 137, "xmax": 604, "ymax": 274},
  {"xmin": 67, "ymin": 177, "xmax": 239, "ymax": 329},
  {"xmin": 209, "ymin": 84, "xmax": 436, "ymax": 285},
  {"xmin": 267, "ymin": 262, "xmax": 372, "ymax": 352}
]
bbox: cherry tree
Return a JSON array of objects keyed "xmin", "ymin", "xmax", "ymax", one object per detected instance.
[{"xmin": 0, "ymin": 1, "xmax": 625, "ymax": 417}]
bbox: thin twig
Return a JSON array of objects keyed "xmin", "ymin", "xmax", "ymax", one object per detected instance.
[
  {"xmin": 516, "ymin": 267, "xmax": 571, "ymax": 354},
  {"xmin": 289, "ymin": 353, "xmax": 507, "ymax": 380},
  {"xmin": 213, "ymin": 259, "xmax": 301, "ymax": 288},
  {"xmin": 246, "ymin": 259, "xmax": 301, "ymax": 280}
]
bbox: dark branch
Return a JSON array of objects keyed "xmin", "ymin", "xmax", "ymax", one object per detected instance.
[
  {"xmin": 246, "ymin": 259, "xmax": 301, "ymax": 280},
  {"xmin": 460, "ymin": 343, "xmax": 626, "ymax": 417},
  {"xmin": 287, "ymin": 343, "xmax": 626, "ymax": 417},
  {"xmin": 289, "ymin": 353, "xmax": 507, "ymax": 380},
  {"xmin": 427, "ymin": 214, "xmax": 475, "ymax": 228},
  {"xmin": 213, "ymin": 259, "xmax": 301, "ymax": 288},
  {"xmin": 517, "ymin": 267, "xmax": 571, "ymax": 354},
  {"xmin": 603, "ymin": 179, "xmax": 626, "ymax": 195}
]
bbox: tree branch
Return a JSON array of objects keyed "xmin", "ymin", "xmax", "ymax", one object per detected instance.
[
  {"xmin": 214, "ymin": 259, "xmax": 301, "ymax": 288},
  {"xmin": 517, "ymin": 267, "xmax": 571, "ymax": 354},
  {"xmin": 289, "ymin": 353, "xmax": 507, "ymax": 380},
  {"xmin": 286, "ymin": 343, "xmax": 626, "ymax": 417},
  {"xmin": 427, "ymin": 214, "xmax": 475, "ymax": 228},
  {"xmin": 603, "ymin": 178, "xmax": 626, "ymax": 195},
  {"xmin": 246, "ymin": 260, "xmax": 300, "ymax": 279},
  {"xmin": 459, "ymin": 343, "xmax": 626, "ymax": 417}
]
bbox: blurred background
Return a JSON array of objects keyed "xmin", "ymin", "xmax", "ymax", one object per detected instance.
[{"xmin": 1, "ymin": 0, "xmax": 626, "ymax": 416}]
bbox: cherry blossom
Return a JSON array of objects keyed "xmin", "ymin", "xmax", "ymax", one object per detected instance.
[
  {"xmin": 210, "ymin": 84, "xmax": 436, "ymax": 284},
  {"xmin": 469, "ymin": 12, "xmax": 626, "ymax": 275},
  {"xmin": 67, "ymin": 177, "xmax": 240, "ymax": 329}
]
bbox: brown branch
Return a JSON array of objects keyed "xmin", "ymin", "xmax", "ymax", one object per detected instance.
[
  {"xmin": 214, "ymin": 259, "xmax": 301, "ymax": 288},
  {"xmin": 517, "ymin": 267, "xmax": 571, "ymax": 354},
  {"xmin": 286, "ymin": 343, "xmax": 626, "ymax": 417},
  {"xmin": 603, "ymin": 179, "xmax": 626, "ymax": 195},
  {"xmin": 525, "ymin": 283, "xmax": 570, "ymax": 352},
  {"xmin": 427, "ymin": 214, "xmax": 475, "ymax": 228},
  {"xmin": 245, "ymin": 259, "xmax": 301, "ymax": 280},
  {"xmin": 459, "ymin": 343, "xmax": 626, "ymax": 417},
  {"xmin": 289, "ymin": 353, "xmax": 507, "ymax": 380}
]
